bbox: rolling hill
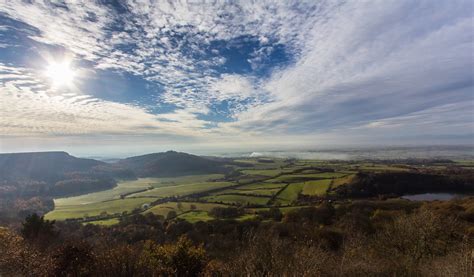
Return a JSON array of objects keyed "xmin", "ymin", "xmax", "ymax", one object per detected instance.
[
  {"xmin": 0, "ymin": 151, "xmax": 104, "ymax": 183},
  {"xmin": 117, "ymin": 151, "xmax": 230, "ymax": 177}
]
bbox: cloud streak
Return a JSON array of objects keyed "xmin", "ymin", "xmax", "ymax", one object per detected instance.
[{"xmin": 0, "ymin": 0, "xmax": 472, "ymax": 152}]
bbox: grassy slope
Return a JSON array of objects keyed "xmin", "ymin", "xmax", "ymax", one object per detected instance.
[
  {"xmin": 84, "ymin": 218, "xmax": 120, "ymax": 226},
  {"xmin": 302, "ymin": 179, "xmax": 332, "ymax": 196},
  {"xmin": 201, "ymin": 194, "xmax": 271, "ymax": 206},
  {"xmin": 332, "ymin": 174, "xmax": 357, "ymax": 188},
  {"xmin": 127, "ymin": 181, "xmax": 234, "ymax": 198},
  {"xmin": 53, "ymin": 178, "xmax": 161, "ymax": 206},
  {"xmin": 274, "ymin": 183, "xmax": 305, "ymax": 205},
  {"xmin": 47, "ymin": 158, "xmax": 451, "ymax": 223},
  {"xmin": 266, "ymin": 172, "xmax": 348, "ymax": 183},
  {"xmin": 144, "ymin": 201, "xmax": 226, "ymax": 217},
  {"xmin": 236, "ymin": 182, "xmax": 287, "ymax": 190},
  {"xmin": 147, "ymin": 174, "xmax": 225, "ymax": 188},
  {"xmin": 240, "ymin": 169, "xmax": 282, "ymax": 176},
  {"xmin": 177, "ymin": 211, "xmax": 214, "ymax": 223},
  {"xmin": 215, "ymin": 187, "xmax": 281, "ymax": 197},
  {"xmin": 45, "ymin": 197, "xmax": 157, "ymax": 220}
]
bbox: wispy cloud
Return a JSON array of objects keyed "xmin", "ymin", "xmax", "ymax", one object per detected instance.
[
  {"xmin": 0, "ymin": 0, "xmax": 472, "ymax": 151},
  {"xmin": 223, "ymin": 0, "xmax": 474, "ymax": 140},
  {"xmin": 0, "ymin": 63, "xmax": 206, "ymax": 138}
]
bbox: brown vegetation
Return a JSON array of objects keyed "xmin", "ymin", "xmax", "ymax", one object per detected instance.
[{"xmin": 0, "ymin": 197, "xmax": 472, "ymax": 276}]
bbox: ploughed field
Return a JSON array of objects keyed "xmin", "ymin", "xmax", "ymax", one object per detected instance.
[{"xmin": 45, "ymin": 158, "xmax": 474, "ymax": 224}]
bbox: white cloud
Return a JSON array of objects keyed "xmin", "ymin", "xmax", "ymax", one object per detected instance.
[
  {"xmin": 210, "ymin": 74, "xmax": 255, "ymax": 100},
  {"xmin": 225, "ymin": 0, "xmax": 474, "ymax": 140},
  {"xmin": 0, "ymin": 63, "xmax": 205, "ymax": 138},
  {"xmin": 0, "ymin": 0, "xmax": 472, "ymax": 149}
]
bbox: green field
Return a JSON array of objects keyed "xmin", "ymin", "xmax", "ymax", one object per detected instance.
[
  {"xmin": 145, "ymin": 201, "xmax": 226, "ymax": 217},
  {"xmin": 332, "ymin": 174, "xmax": 357, "ymax": 188},
  {"xmin": 202, "ymin": 194, "xmax": 271, "ymax": 206},
  {"xmin": 273, "ymin": 183, "xmax": 304, "ymax": 205},
  {"xmin": 250, "ymin": 205, "xmax": 311, "ymax": 214},
  {"xmin": 235, "ymin": 187, "xmax": 282, "ymax": 196},
  {"xmin": 240, "ymin": 169, "xmax": 284, "ymax": 176},
  {"xmin": 177, "ymin": 211, "xmax": 214, "ymax": 223},
  {"xmin": 265, "ymin": 172, "xmax": 348, "ymax": 183},
  {"xmin": 215, "ymin": 186, "xmax": 282, "ymax": 197},
  {"xmin": 236, "ymin": 182, "xmax": 287, "ymax": 190},
  {"xmin": 45, "ymin": 197, "xmax": 157, "ymax": 220},
  {"xmin": 234, "ymin": 158, "xmax": 288, "ymax": 170},
  {"xmin": 146, "ymin": 174, "xmax": 225, "ymax": 188},
  {"xmin": 128, "ymin": 181, "xmax": 235, "ymax": 198},
  {"xmin": 44, "ymin": 156, "xmax": 458, "ymax": 223},
  {"xmin": 53, "ymin": 178, "xmax": 161, "ymax": 206},
  {"xmin": 301, "ymin": 179, "xmax": 332, "ymax": 196},
  {"xmin": 85, "ymin": 218, "xmax": 120, "ymax": 226},
  {"xmin": 357, "ymin": 165, "xmax": 410, "ymax": 172}
]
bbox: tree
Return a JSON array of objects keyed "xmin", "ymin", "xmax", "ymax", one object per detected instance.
[
  {"xmin": 140, "ymin": 235, "xmax": 207, "ymax": 276},
  {"xmin": 21, "ymin": 213, "xmax": 57, "ymax": 243},
  {"xmin": 268, "ymin": 207, "xmax": 283, "ymax": 221},
  {"xmin": 167, "ymin": 211, "xmax": 177, "ymax": 220},
  {"xmin": 51, "ymin": 242, "xmax": 95, "ymax": 277}
]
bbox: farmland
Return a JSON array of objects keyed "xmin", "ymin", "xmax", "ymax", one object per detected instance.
[
  {"xmin": 53, "ymin": 178, "xmax": 161, "ymax": 206},
  {"xmin": 127, "ymin": 181, "xmax": 234, "ymax": 198},
  {"xmin": 45, "ymin": 197, "xmax": 157, "ymax": 221},
  {"xmin": 144, "ymin": 201, "xmax": 226, "ymax": 218},
  {"xmin": 44, "ymin": 157, "xmax": 474, "ymax": 225}
]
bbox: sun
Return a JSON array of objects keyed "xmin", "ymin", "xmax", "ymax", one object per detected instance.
[{"xmin": 45, "ymin": 60, "xmax": 76, "ymax": 87}]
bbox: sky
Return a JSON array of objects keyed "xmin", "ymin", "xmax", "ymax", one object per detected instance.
[{"xmin": 0, "ymin": 0, "xmax": 473, "ymax": 157}]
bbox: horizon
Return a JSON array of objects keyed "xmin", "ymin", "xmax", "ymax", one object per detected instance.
[
  {"xmin": 1, "ymin": 144, "xmax": 473, "ymax": 161},
  {"xmin": 1, "ymin": 1, "xmax": 473, "ymax": 153}
]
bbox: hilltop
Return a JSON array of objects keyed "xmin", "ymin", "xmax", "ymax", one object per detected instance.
[
  {"xmin": 0, "ymin": 151, "xmax": 103, "ymax": 183},
  {"xmin": 118, "ymin": 150, "xmax": 230, "ymax": 177}
]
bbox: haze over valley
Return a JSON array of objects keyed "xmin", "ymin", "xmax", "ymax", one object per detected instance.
[{"xmin": 0, "ymin": 1, "xmax": 473, "ymax": 276}]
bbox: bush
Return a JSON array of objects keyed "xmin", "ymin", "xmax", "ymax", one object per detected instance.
[
  {"xmin": 140, "ymin": 235, "xmax": 207, "ymax": 276},
  {"xmin": 209, "ymin": 207, "xmax": 243, "ymax": 219}
]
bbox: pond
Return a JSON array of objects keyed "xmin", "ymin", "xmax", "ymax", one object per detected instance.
[{"xmin": 401, "ymin": 193, "xmax": 470, "ymax": 201}]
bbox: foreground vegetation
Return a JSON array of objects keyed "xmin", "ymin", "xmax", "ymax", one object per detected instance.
[
  {"xmin": 1, "ymin": 198, "xmax": 472, "ymax": 276},
  {"xmin": 1, "ymin": 152, "xmax": 473, "ymax": 275}
]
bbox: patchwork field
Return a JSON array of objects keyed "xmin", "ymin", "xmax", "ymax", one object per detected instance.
[
  {"xmin": 146, "ymin": 174, "xmax": 225, "ymax": 188},
  {"xmin": 301, "ymin": 179, "xmax": 332, "ymax": 196},
  {"xmin": 128, "ymin": 181, "xmax": 235, "ymax": 198},
  {"xmin": 240, "ymin": 169, "xmax": 284, "ymax": 176},
  {"xmin": 53, "ymin": 178, "xmax": 161, "ymax": 206},
  {"xmin": 46, "ymin": 197, "xmax": 157, "ymax": 221},
  {"xmin": 266, "ymin": 172, "xmax": 348, "ymax": 183},
  {"xmin": 215, "ymin": 186, "xmax": 282, "ymax": 197},
  {"xmin": 144, "ymin": 201, "xmax": 227, "ymax": 218},
  {"xmin": 177, "ymin": 211, "xmax": 214, "ymax": 223},
  {"xmin": 332, "ymin": 174, "xmax": 357, "ymax": 188},
  {"xmin": 273, "ymin": 183, "xmax": 304, "ymax": 205},
  {"xmin": 45, "ymin": 157, "xmax": 473, "ymax": 225},
  {"xmin": 236, "ymin": 182, "xmax": 287, "ymax": 190},
  {"xmin": 201, "ymin": 194, "xmax": 271, "ymax": 206}
]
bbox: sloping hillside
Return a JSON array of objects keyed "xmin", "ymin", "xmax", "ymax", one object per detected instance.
[
  {"xmin": 118, "ymin": 151, "xmax": 229, "ymax": 177},
  {"xmin": 0, "ymin": 151, "xmax": 104, "ymax": 182}
]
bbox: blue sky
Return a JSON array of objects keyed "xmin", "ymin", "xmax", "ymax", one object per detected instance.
[{"xmin": 0, "ymin": 0, "xmax": 473, "ymax": 156}]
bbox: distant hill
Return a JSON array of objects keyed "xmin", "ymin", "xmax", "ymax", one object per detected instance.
[
  {"xmin": 0, "ymin": 151, "xmax": 104, "ymax": 182},
  {"xmin": 118, "ymin": 151, "xmax": 229, "ymax": 177}
]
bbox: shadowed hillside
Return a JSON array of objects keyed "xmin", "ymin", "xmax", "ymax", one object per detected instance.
[
  {"xmin": 333, "ymin": 172, "xmax": 474, "ymax": 198},
  {"xmin": 118, "ymin": 151, "xmax": 229, "ymax": 177},
  {"xmin": 0, "ymin": 152, "xmax": 103, "ymax": 183}
]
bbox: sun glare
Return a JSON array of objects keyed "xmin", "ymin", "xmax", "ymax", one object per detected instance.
[{"xmin": 45, "ymin": 60, "xmax": 76, "ymax": 87}]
